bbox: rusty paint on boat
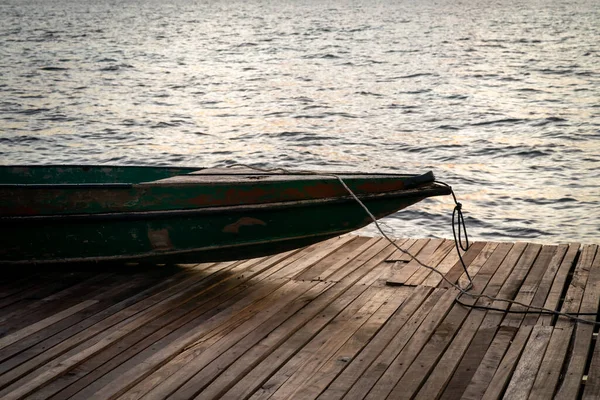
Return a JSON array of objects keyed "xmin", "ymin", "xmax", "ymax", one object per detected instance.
[{"xmin": 0, "ymin": 165, "xmax": 451, "ymax": 264}]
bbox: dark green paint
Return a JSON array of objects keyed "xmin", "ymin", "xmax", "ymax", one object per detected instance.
[
  {"xmin": 0, "ymin": 165, "xmax": 451, "ymax": 264},
  {"xmin": 0, "ymin": 165, "xmax": 200, "ymax": 184}
]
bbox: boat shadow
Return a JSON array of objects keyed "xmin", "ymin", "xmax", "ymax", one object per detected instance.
[{"xmin": 0, "ymin": 260, "xmax": 191, "ymax": 281}]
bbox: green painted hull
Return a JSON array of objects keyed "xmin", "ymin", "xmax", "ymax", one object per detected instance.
[{"xmin": 0, "ymin": 165, "xmax": 451, "ymax": 264}]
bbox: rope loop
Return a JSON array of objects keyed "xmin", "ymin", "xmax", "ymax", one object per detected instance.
[{"xmin": 436, "ymin": 180, "xmax": 470, "ymax": 253}]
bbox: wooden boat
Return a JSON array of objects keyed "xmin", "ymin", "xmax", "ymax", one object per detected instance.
[{"xmin": 0, "ymin": 165, "xmax": 451, "ymax": 264}]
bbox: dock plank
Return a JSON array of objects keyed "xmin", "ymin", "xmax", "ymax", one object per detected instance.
[
  {"xmin": 458, "ymin": 242, "xmax": 541, "ymax": 399},
  {"xmin": 385, "ymin": 238, "xmax": 441, "ymax": 285},
  {"xmin": 413, "ymin": 242, "xmax": 516, "ymax": 399},
  {"xmin": 37, "ymin": 255, "xmax": 330, "ymax": 399},
  {"xmin": 473, "ymin": 245, "xmax": 560, "ymax": 400},
  {"xmin": 555, "ymin": 244, "xmax": 600, "ymax": 400},
  {"xmin": 478, "ymin": 244, "xmax": 595, "ymax": 400},
  {"xmin": 60, "ymin": 248, "xmax": 331, "ymax": 400},
  {"xmin": 107, "ymin": 280, "xmax": 320, "ymax": 400},
  {"xmin": 525, "ymin": 243, "xmax": 586, "ymax": 399},
  {"xmin": 1, "ymin": 268, "xmax": 291, "ymax": 400},
  {"xmin": 43, "ymin": 280, "xmax": 323, "ymax": 400},
  {"xmin": 481, "ymin": 326, "xmax": 532, "ymax": 400},
  {"xmin": 356, "ymin": 288, "xmax": 456, "ymax": 400},
  {"xmin": 294, "ymin": 235, "xmax": 370, "ymax": 281},
  {"xmin": 322, "ymin": 238, "xmax": 393, "ymax": 282},
  {"xmin": 316, "ymin": 286, "xmax": 432, "ymax": 400},
  {"xmin": 286, "ymin": 288, "xmax": 409, "ymax": 400},
  {"xmin": 386, "ymin": 238, "xmax": 420, "ymax": 262},
  {"xmin": 0, "ymin": 259, "xmax": 267, "ymax": 395},
  {"xmin": 539, "ymin": 243, "xmax": 581, "ymax": 325},
  {"xmin": 0, "ymin": 262, "xmax": 231, "ymax": 390},
  {"xmin": 0, "ymin": 264, "xmax": 210, "ymax": 384},
  {"xmin": 439, "ymin": 243, "xmax": 517, "ymax": 400},
  {"xmin": 528, "ymin": 327, "xmax": 573, "ymax": 399},
  {"xmin": 0, "ymin": 274, "xmax": 111, "ymax": 327},
  {"xmin": 0, "ymin": 236, "xmax": 597, "ymax": 400},
  {"xmin": 441, "ymin": 242, "xmax": 496, "ymax": 289},
  {"xmin": 503, "ymin": 325, "xmax": 552, "ymax": 400},
  {"xmin": 499, "ymin": 244, "xmax": 550, "ymax": 328},
  {"xmin": 121, "ymin": 239, "xmax": 398, "ymax": 400},
  {"xmin": 495, "ymin": 246, "xmax": 574, "ymax": 399},
  {"xmin": 403, "ymin": 239, "xmax": 455, "ymax": 286},
  {"xmin": 0, "ymin": 300, "xmax": 98, "ymax": 352},
  {"xmin": 0, "ymin": 273, "xmax": 158, "ymax": 366},
  {"xmin": 392, "ymin": 234, "xmax": 516, "ymax": 399},
  {"xmin": 0, "ymin": 273, "xmax": 95, "ymax": 332},
  {"xmin": 245, "ymin": 287, "xmax": 396, "ymax": 400}
]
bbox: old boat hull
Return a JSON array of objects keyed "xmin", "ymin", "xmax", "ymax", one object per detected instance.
[{"xmin": 0, "ymin": 166, "xmax": 451, "ymax": 264}]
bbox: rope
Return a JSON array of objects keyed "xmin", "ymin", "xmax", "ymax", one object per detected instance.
[
  {"xmin": 436, "ymin": 180, "xmax": 473, "ymax": 288},
  {"xmin": 226, "ymin": 164, "xmax": 599, "ymax": 325}
]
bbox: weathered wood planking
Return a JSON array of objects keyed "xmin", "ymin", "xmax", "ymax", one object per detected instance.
[
  {"xmin": 0, "ymin": 235, "xmax": 597, "ymax": 400},
  {"xmin": 554, "ymin": 244, "xmax": 600, "ymax": 400}
]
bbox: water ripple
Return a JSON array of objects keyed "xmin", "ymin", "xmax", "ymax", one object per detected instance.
[{"xmin": 1, "ymin": 0, "xmax": 598, "ymax": 244}]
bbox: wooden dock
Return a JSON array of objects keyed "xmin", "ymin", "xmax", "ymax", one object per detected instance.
[{"xmin": 1, "ymin": 235, "xmax": 599, "ymax": 400}]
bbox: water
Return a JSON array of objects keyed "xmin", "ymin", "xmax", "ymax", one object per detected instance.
[{"xmin": 1, "ymin": 0, "xmax": 599, "ymax": 244}]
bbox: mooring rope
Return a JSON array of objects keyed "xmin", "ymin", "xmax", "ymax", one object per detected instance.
[{"xmin": 227, "ymin": 164, "xmax": 599, "ymax": 325}]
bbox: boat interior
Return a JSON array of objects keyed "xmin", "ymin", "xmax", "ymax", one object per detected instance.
[{"xmin": 0, "ymin": 166, "xmax": 202, "ymax": 185}]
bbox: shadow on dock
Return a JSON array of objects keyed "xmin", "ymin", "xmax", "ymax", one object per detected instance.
[{"xmin": 0, "ymin": 235, "xmax": 598, "ymax": 400}]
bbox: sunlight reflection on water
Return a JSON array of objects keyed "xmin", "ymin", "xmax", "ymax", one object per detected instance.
[{"xmin": 1, "ymin": 0, "xmax": 599, "ymax": 243}]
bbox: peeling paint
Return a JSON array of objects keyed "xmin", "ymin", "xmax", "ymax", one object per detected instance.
[
  {"xmin": 147, "ymin": 228, "xmax": 173, "ymax": 250},
  {"xmin": 223, "ymin": 217, "xmax": 267, "ymax": 234}
]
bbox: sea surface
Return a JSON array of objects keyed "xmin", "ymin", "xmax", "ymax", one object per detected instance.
[{"xmin": 1, "ymin": 0, "xmax": 599, "ymax": 244}]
